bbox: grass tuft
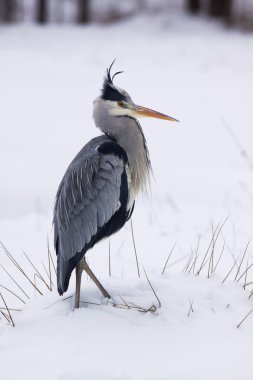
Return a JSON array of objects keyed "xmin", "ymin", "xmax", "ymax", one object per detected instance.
[{"xmin": 1, "ymin": 220, "xmax": 253, "ymax": 327}]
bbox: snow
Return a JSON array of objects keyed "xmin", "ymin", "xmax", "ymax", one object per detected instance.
[
  {"xmin": 1, "ymin": 274, "xmax": 252, "ymax": 380},
  {"xmin": 0, "ymin": 13, "xmax": 253, "ymax": 380}
]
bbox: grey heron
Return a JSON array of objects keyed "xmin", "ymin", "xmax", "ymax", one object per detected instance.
[{"xmin": 53, "ymin": 61, "xmax": 178, "ymax": 308}]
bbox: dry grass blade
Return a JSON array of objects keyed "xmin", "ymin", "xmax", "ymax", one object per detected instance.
[
  {"xmin": 222, "ymin": 255, "xmax": 240, "ymax": 284},
  {"xmin": 34, "ymin": 272, "xmax": 47, "ymax": 291},
  {"xmin": 221, "ymin": 117, "xmax": 253, "ymax": 172},
  {"xmin": 23, "ymin": 250, "xmax": 50, "ymax": 290},
  {"xmin": 196, "ymin": 223, "xmax": 220, "ymax": 275},
  {"xmin": 115, "ymin": 238, "xmax": 126, "ymax": 257},
  {"xmin": 170, "ymin": 253, "xmax": 189, "ymax": 268},
  {"xmin": 244, "ymin": 259, "xmax": 249, "ymax": 289},
  {"xmin": 47, "ymin": 237, "xmax": 53, "ymax": 290},
  {"xmin": 1, "ymin": 242, "xmax": 43, "ymax": 295},
  {"xmin": 237, "ymin": 262, "xmax": 253, "ymax": 284},
  {"xmin": 212, "ymin": 240, "xmax": 225, "ymax": 274},
  {"xmin": 80, "ymin": 301, "xmax": 102, "ymax": 306},
  {"xmin": 187, "ymin": 300, "xmax": 194, "ymax": 317},
  {"xmin": 63, "ymin": 295, "xmax": 73, "ymax": 301},
  {"xmin": 0, "ymin": 242, "xmax": 21, "ymax": 269},
  {"xmin": 119, "ymin": 296, "xmax": 130, "ymax": 309},
  {"xmin": 182, "ymin": 251, "xmax": 194, "ymax": 273},
  {"xmin": 47, "ymin": 240, "xmax": 56, "ymax": 276},
  {"xmin": 44, "ymin": 295, "xmax": 74, "ymax": 310},
  {"xmin": 120, "ymin": 300, "xmax": 157, "ymax": 313},
  {"xmin": 0, "ymin": 264, "xmax": 30, "ymax": 300},
  {"xmin": 188, "ymin": 237, "xmax": 201, "ymax": 274},
  {"xmin": 130, "ymin": 219, "xmax": 140, "ymax": 278},
  {"xmin": 0, "ymin": 291, "xmax": 15, "ymax": 327},
  {"xmin": 139, "ymin": 304, "xmax": 157, "ymax": 313},
  {"xmin": 109, "ymin": 300, "xmax": 130, "ymax": 310},
  {"xmin": 236, "ymin": 308, "xmax": 253, "ymax": 329},
  {"xmin": 0, "ymin": 309, "xmax": 11, "ymax": 323},
  {"xmin": 143, "ymin": 268, "xmax": 161, "ymax": 308},
  {"xmin": 0, "ymin": 307, "xmax": 21, "ymax": 312},
  {"xmin": 108, "ymin": 238, "xmax": 111, "ymax": 277},
  {"xmin": 42, "ymin": 262, "xmax": 54, "ymax": 287},
  {"xmin": 208, "ymin": 224, "xmax": 216, "ymax": 278},
  {"xmin": 112, "ymin": 304, "xmax": 129, "ymax": 310},
  {"xmin": 162, "ymin": 242, "xmax": 176, "ymax": 275},
  {"xmin": 108, "ymin": 298, "xmax": 130, "ymax": 308},
  {"xmin": 0, "ymin": 284, "xmax": 26, "ymax": 304},
  {"xmin": 121, "ymin": 301, "xmax": 141, "ymax": 310},
  {"xmin": 244, "ymin": 281, "xmax": 253, "ymax": 288},
  {"xmin": 234, "ymin": 240, "xmax": 250, "ymax": 281}
]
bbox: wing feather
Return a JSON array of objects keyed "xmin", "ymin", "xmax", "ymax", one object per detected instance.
[{"xmin": 53, "ymin": 138, "xmax": 126, "ymax": 293}]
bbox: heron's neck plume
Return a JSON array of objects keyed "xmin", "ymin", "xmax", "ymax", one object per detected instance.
[
  {"xmin": 116, "ymin": 116, "xmax": 151, "ymax": 198},
  {"xmin": 93, "ymin": 102, "xmax": 151, "ymax": 197}
]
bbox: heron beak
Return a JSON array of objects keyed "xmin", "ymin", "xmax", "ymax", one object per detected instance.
[{"xmin": 133, "ymin": 105, "xmax": 179, "ymax": 122}]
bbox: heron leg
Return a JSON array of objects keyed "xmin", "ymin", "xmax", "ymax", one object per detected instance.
[
  {"xmin": 81, "ymin": 258, "xmax": 111, "ymax": 299},
  {"xmin": 75, "ymin": 261, "xmax": 83, "ymax": 308}
]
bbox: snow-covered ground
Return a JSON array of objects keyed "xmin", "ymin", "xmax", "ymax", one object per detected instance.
[{"xmin": 0, "ymin": 13, "xmax": 253, "ymax": 380}]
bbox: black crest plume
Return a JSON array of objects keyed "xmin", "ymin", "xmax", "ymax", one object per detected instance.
[{"xmin": 101, "ymin": 60, "xmax": 127, "ymax": 102}]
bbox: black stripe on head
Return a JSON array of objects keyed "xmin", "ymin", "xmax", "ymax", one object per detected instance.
[
  {"xmin": 101, "ymin": 60, "xmax": 127, "ymax": 102},
  {"xmin": 102, "ymin": 81, "xmax": 128, "ymax": 101}
]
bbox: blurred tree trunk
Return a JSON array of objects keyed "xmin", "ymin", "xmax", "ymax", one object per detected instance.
[
  {"xmin": 37, "ymin": 0, "xmax": 48, "ymax": 24},
  {"xmin": 77, "ymin": 0, "xmax": 89, "ymax": 23},
  {"xmin": 186, "ymin": 0, "xmax": 201, "ymax": 14},
  {"xmin": 208, "ymin": 0, "xmax": 233, "ymax": 24},
  {"xmin": 0, "ymin": 0, "xmax": 17, "ymax": 22}
]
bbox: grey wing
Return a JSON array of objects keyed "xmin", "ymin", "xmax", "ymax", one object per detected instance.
[{"xmin": 53, "ymin": 146, "xmax": 125, "ymax": 294}]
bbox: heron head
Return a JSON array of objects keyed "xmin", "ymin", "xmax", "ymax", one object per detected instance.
[{"xmin": 95, "ymin": 60, "xmax": 178, "ymax": 122}]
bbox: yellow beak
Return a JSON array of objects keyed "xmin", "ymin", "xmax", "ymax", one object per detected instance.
[{"xmin": 133, "ymin": 105, "xmax": 179, "ymax": 122}]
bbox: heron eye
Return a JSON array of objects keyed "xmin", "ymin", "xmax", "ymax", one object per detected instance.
[{"xmin": 118, "ymin": 101, "xmax": 124, "ymax": 107}]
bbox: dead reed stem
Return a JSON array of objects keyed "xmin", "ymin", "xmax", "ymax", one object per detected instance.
[
  {"xmin": 108, "ymin": 238, "xmax": 111, "ymax": 277},
  {"xmin": 0, "ymin": 284, "xmax": 26, "ymax": 304},
  {"xmin": 0, "ymin": 291, "xmax": 15, "ymax": 327},
  {"xmin": 47, "ymin": 237, "xmax": 53, "ymax": 290},
  {"xmin": 234, "ymin": 240, "xmax": 250, "ymax": 281},
  {"xmin": 221, "ymin": 117, "xmax": 253, "ymax": 172},
  {"xmin": 187, "ymin": 300, "xmax": 194, "ymax": 317},
  {"xmin": 237, "ymin": 262, "xmax": 253, "ymax": 283},
  {"xmin": 23, "ymin": 250, "xmax": 50, "ymax": 290},
  {"xmin": 130, "ymin": 219, "xmax": 140, "ymax": 278},
  {"xmin": 143, "ymin": 268, "xmax": 161, "ymax": 308},
  {"xmin": 237, "ymin": 308, "xmax": 253, "ymax": 329},
  {"xmin": 222, "ymin": 255, "xmax": 240, "ymax": 284},
  {"xmin": 162, "ymin": 243, "xmax": 176, "ymax": 275},
  {"xmin": 212, "ymin": 240, "xmax": 225, "ymax": 273},
  {"xmin": 188, "ymin": 237, "xmax": 201, "ymax": 274},
  {"xmin": 0, "ymin": 264, "xmax": 30, "ymax": 300},
  {"xmin": 1, "ymin": 242, "xmax": 43, "ymax": 295}
]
